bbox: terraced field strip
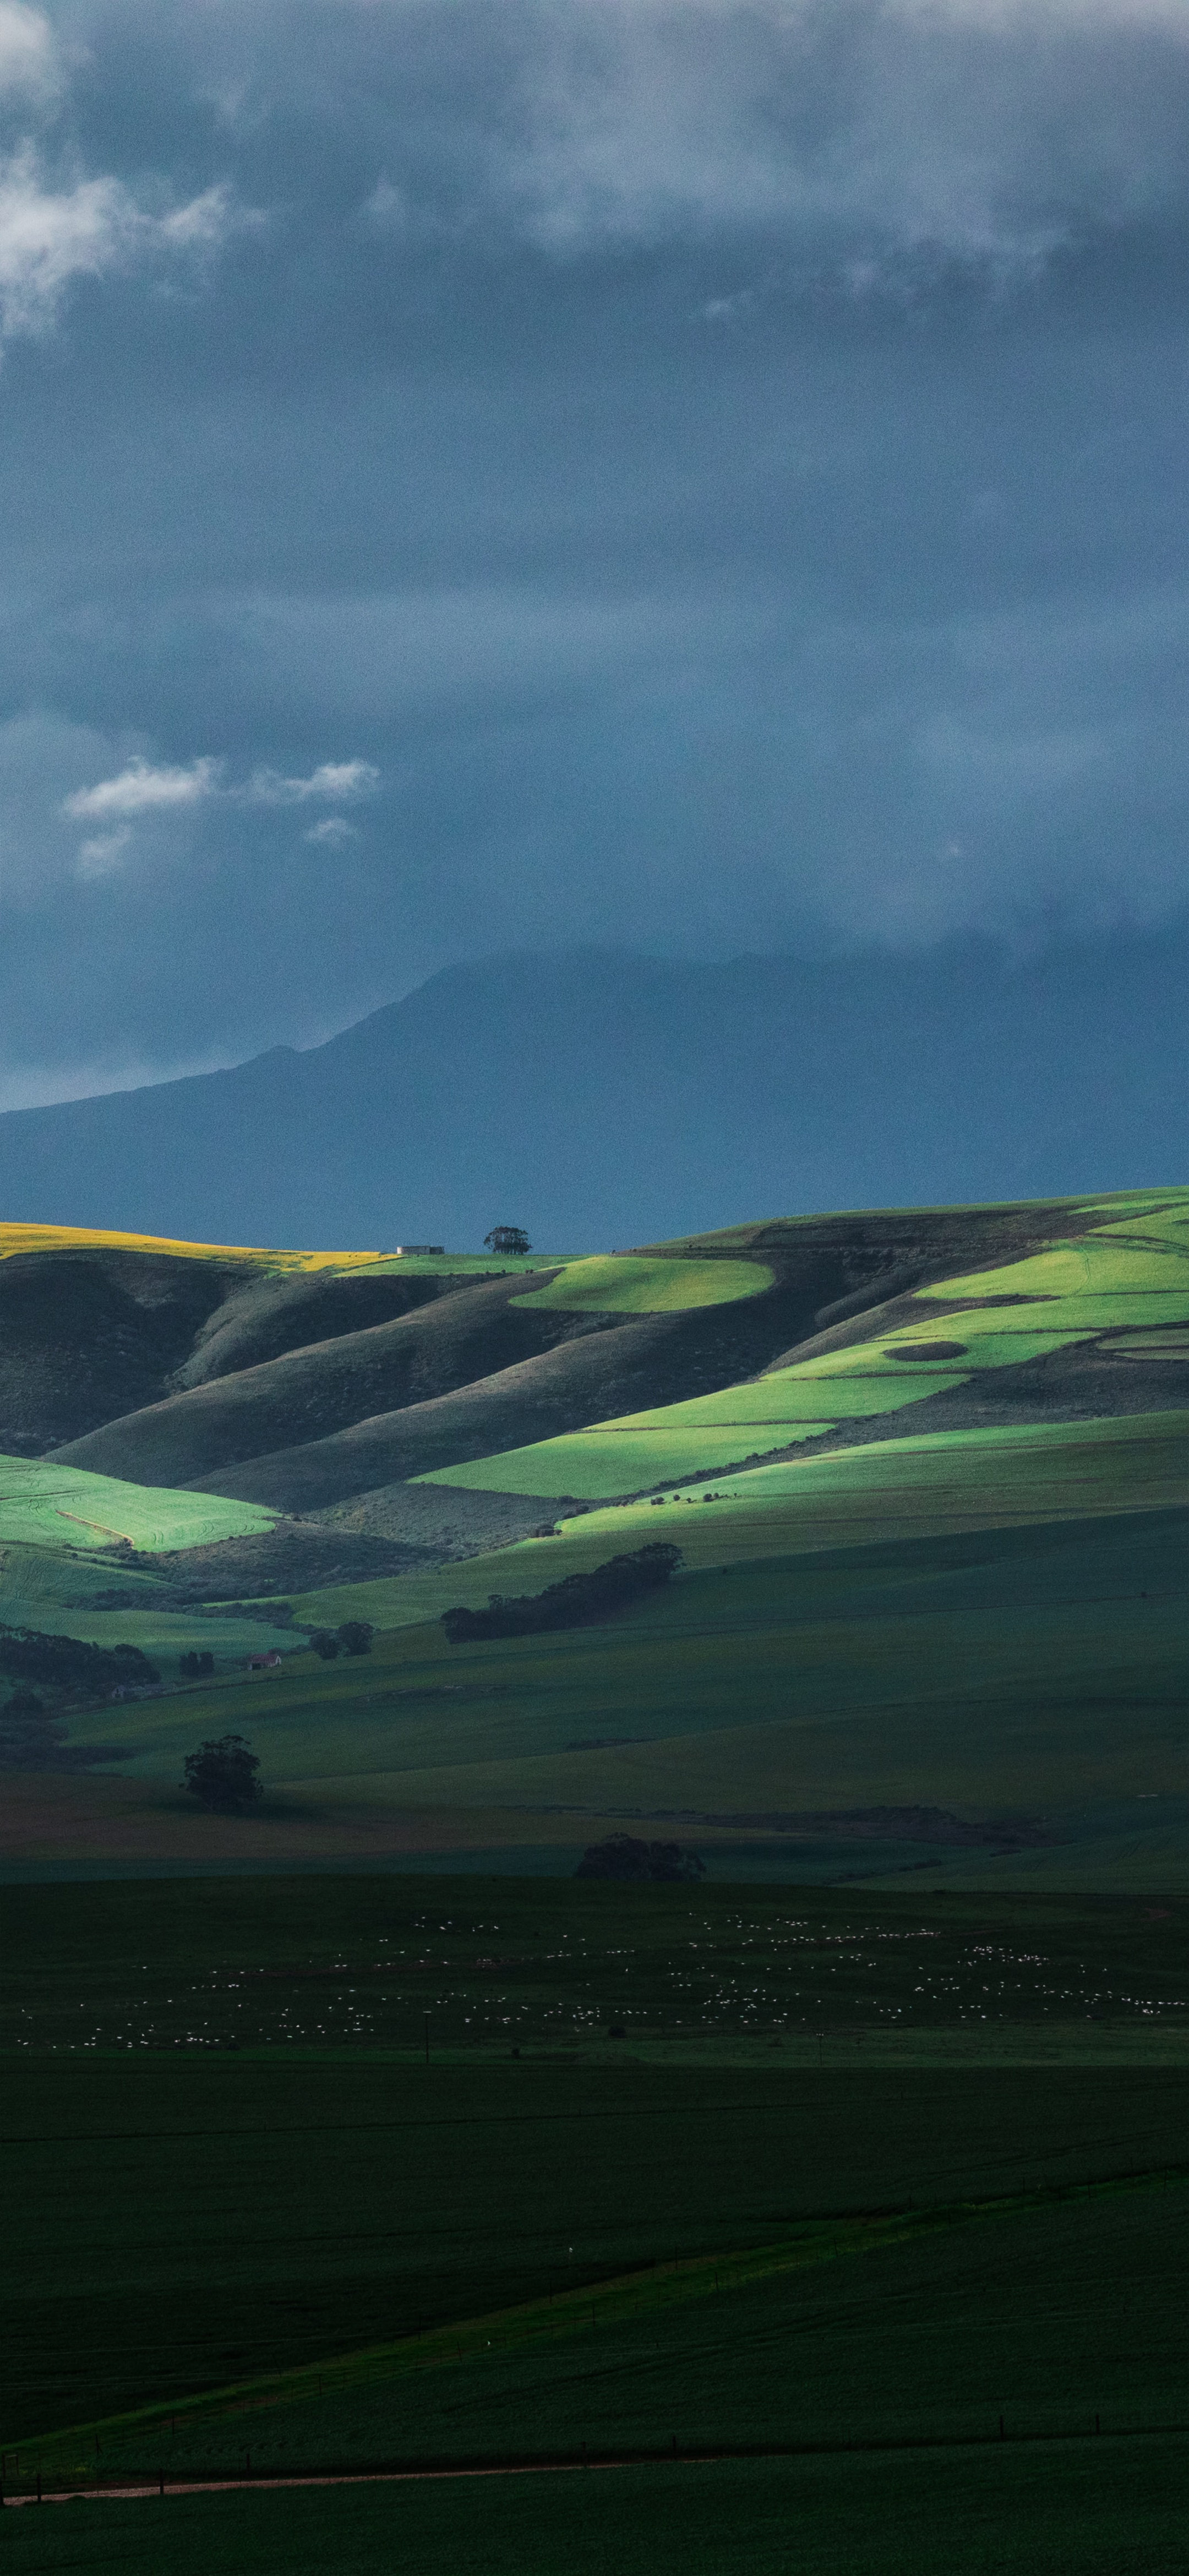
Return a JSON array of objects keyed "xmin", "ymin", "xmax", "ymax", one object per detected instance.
[
  {"xmin": 417, "ymin": 1420, "xmax": 837, "ymax": 1499},
  {"xmin": 421, "ymin": 1206, "xmax": 1189, "ymax": 1503},
  {"xmin": 0, "ymin": 1454, "xmax": 277, "ymax": 1552},
  {"xmin": 10, "ymin": 2165, "xmax": 1185, "ymax": 2488},
  {"xmin": 619, "ymin": 1409, "xmax": 1189, "ymax": 1527},
  {"xmin": 512, "ymin": 1256, "xmax": 774, "ymax": 1314}
]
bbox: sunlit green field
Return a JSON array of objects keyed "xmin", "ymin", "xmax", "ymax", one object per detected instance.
[
  {"xmin": 420, "ymin": 1196, "xmax": 1189, "ymax": 1500},
  {"xmin": 0, "ymin": 1453, "xmax": 276, "ymax": 1552},
  {"xmin": 512, "ymin": 1253, "xmax": 774, "ymax": 1312}
]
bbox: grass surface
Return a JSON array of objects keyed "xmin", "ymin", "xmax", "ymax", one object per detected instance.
[
  {"xmin": 511, "ymin": 1255, "xmax": 773, "ymax": 1313},
  {"xmin": 419, "ymin": 1416, "xmax": 835, "ymax": 1498},
  {"xmin": 4, "ymin": 1875, "xmax": 1189, "ymax": 2448},
  {"xmin": 19, "ymin": 1469, "xmax": 1188, "ymax": 1885},
  {"xmin": 0, "ymin": 1453, "xmax": 276, "ymax": 1553},
  {"xmin": 46, "ymin": 2167, "xmax": 1189, "ymax": 2479},
  {"xmin": 8, "ymin": 2441, "xmax": 1189, "ymax": 2576},
  {"xmin": 7, "ymin": 1876, "xmax": 1189, "ymax": 2568},
  {"xmin": 7, "ymin": 1874, "xmax": 1189, "ymax": 2055},
  {"xmin": 421, "ymin": 1198, "xmax": 1189, "ymax": 1500},
  {"xmin": 358, "ymin": 1253, "xmax": 561, "ymax": 1275}
]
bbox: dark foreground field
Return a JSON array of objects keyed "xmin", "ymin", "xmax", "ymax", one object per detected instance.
[
  {"xmin": 5, "ymin": 1875, "xmax": 1189, "ymax": 2571},
  {"xmin": 8, "ymin": 2442, "xmax": 1189, "ymax": 2576}
]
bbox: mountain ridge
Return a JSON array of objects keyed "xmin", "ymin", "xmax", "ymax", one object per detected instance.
[{"xmin": 0, "ymin": 937, "xmax": 1187, "ymax": 1248}]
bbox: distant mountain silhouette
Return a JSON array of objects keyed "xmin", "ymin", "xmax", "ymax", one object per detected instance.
[{"xmin": 0, "ymin": 939, "xmax": 1185, "ymax": 1247}]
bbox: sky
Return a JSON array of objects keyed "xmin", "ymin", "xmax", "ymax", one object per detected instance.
[{"xmin": 0, "ymin": 0, "xmax": 1186, "ymax": 1108}]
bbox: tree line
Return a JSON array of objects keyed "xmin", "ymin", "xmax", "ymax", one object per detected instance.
[{"xmin": 441, "ymin": 1544, "xmax": 681, "ymax": 1644}]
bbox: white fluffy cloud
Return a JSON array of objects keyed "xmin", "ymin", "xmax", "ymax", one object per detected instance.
[
  {"xmin": 0, "ymin": 3, "xmax": 257, "ymax": 343},
  {"xmin": 247, "ymin": 760, "xmax": 380, "ymax": 805},
  {"xmin": 0, "ymin": 150, "xmax": 253, "ymax": 340},
  {"xmin": 61, "ymin": 750, "xmax": 379, "ymax": 868},
  {"xmin": 64, "ymin": 756, "xmax": 222, "ymax": 820}
]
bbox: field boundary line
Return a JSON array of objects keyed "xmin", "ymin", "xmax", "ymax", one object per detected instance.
[
  {"xmin": 10, "ymin": 2162, "xmax": 1187, "ymax": 2484},
  {"xmin": 8, "ymin": 2420, "xmax": 1189, "ymax": 2509}
]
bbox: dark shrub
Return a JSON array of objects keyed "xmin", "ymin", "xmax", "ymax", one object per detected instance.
[
  {"xmin": 576, "ymin": 1832, "xmax": 705, "ymax": 1884},
  {"xmin": 337, "ymin": 1621, "xmax": 374, "ymax": 1656},
  {"xmin": 309, "ymin": 1630, "xmax": 340, "ymax": 1660},
  {"xmin": 182, "ymin": 1733, "xmax": 263, "ymax": 1814},
  {"xmin": 0, "ymin": 1691, "xmax": 68, "ymax": 1769}
]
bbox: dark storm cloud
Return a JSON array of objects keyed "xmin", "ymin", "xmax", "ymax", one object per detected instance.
[{"xmin": 0, "ymin": 0, "xmax": 1187, "ymax": 1100}]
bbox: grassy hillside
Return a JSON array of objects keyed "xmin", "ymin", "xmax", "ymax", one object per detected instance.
[
  {"xmin": 0, "ymin": 1454, "xmax": 276, "ymax": 1553},
  {"xmin": 421, "ymin": 1193, "xmax": 1189, "ymax": 1498},
  {"xmin": 514, "ymin": 1254, "xmax": 773, "ymax": 1312},
  {"xmin": 2, "ymin": 1187, "xmax": 1188, "ymax": 1878}
]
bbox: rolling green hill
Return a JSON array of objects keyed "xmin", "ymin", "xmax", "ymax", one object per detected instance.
[{"xmin": 1, "ymin": 1190, "xmax": 1187, "ymax": 1883}]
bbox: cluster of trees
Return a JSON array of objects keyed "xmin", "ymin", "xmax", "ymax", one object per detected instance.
[
  {"xmin": 575, "ymin": 1833, "xmax": 705, "ymax": 1884},
  {"xmin": 307, "ymin": 1620, "xmax": 375, "ymax": 1661},
  {"xmin": 0, "ymin": 1625, "xmax": 160, "ymax": 1697},
  {"xmin": 0, "ymin": 1691, "xmax": 69, "ymax": 1769},
  {"xmin": 441, "ymin": 1544, "xmax": 681, "ymax": 1645},
  {"xmin": 178, "ymin": 1650, "xmax": 215, "ymax": 1679},
  {"xmin": 0, "ymin": 1691, "xmax": 128, "ymax": 1771},
  {"xmin": 182, "ymin": 1733, "xmax": 263, "ymax": 1814},
  {"xmin": 483, "ymin": 1226, "xmax": 531, "ymax": 1254}
]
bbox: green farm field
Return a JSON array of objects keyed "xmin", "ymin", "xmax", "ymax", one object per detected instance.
[
  {"xmin": 421, "ymin": 1193, "xmax": 1189, "ymax": 1499},
  {"xmin": 5, "ymin": 1875, "xmax": 1189, "ymax": 2575},
  {"xmin": 0, "ymin": 1454, "xmax": 276, "ymax": 1553},
  {"xmin": 509, "ymin": 1252, "xmax": 775, "ymax": 1312},
  {"xmin": 22, "ymin": 1466, "xmax": 1187, "ymax": 1889},
  {"xmin": 6, "ymin": 2442, "xmax": 1189, "ymax": 2576}
]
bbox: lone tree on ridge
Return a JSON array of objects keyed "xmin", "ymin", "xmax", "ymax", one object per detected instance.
[
  {"xmin": 484, "ymin": 1226, "xmax": 531, "ymax": 1256},
  {"xmin": 182, "ymin": 1733, "xmax": 263, "ymax": 1814}
]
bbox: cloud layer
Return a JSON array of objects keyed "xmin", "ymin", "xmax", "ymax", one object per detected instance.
[{"xmin": 0, "ymin": 1, "xmax": 1185, "ymax": 1100}]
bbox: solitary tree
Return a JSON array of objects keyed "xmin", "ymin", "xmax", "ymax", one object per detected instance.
[
  {"xmin": 182, "ymin": 1733, "xmax": 263, "ymax": 1814},
  {"xmin": 309, "ymin": 1629, "xmax": 340, "ymax": 1660},
  {"xmin": 483, "ymin": 1226, "xmax": 531, "ymax": 1256}
]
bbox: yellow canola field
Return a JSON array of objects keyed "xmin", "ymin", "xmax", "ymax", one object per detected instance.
[{"xmin": 0, "ymin": 1221, "xmax": 385, "ymax": 1270}]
